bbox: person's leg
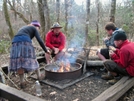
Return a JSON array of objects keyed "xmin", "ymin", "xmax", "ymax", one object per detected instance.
[
  {"xmin": 35, "ymin": 69, "xmax": 41, "ymax": 80},
  {"xmin": 103, "ymin": 60, "xmax": 128, "ymax": 76},
  {"xmin": 54, "ymin": 51, "xmax": 65, "ymax": 61},
  {"xmin": 97, "ymin": 48, "xmax": 109, "ymax": 60},
  {"xmin": 102, "ymin": 60, "xmax": 128, "ymax": 84},
  {"xmin": 45, "ymin": 53, "xmax": 51, "ymax": 64},
  {"xmin": 97, "ymin": 52, "xmax": 107, "ymax": 61},
  {"xmin": 17, "ymin": 68, "xmax": 25, "ymax": 88}
]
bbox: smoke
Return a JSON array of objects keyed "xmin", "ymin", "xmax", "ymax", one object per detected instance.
[{"xmin": 66, "ymin": 30, "xmax": 85, "ymax": 63}]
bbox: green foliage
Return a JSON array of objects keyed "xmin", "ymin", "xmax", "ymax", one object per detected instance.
[
  {"xmin": 122, "ymin": 24, "xmax": 129, "ymax": 33},
  {"xmin": 88, "ymin": 30, "xmax": 98, "ymax": 46},
  {"xmin": 0, "ymin": 40, "xmax": 10, "ymax": 54}
]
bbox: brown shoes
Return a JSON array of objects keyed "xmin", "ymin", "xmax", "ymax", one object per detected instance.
[
  {"xmin": 101, "ymin": 74, "xmax": 114, "ymax": 80},
  {"xmin": 108, "ymin": 76, "xmax": 121, "ymax": 85},
  {"xmin": 101, "ymin": 73, "xmax": 121, "ymax": 85},
  {"xmin": 20, "ymin": 82, "xmax": 27, "ymax": 89}
]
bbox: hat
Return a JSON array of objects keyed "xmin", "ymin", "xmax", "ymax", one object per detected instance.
[
  {"xmin": 114, "ymin": 30, "xmax": 127, "ymax": 41},
  {"xmin": 31, "ymin": 20, "xmax": 41, "ymax": 28},
  {"xmin": 51, "ymin": 22, "xmax": 62, "ymax": 29}
]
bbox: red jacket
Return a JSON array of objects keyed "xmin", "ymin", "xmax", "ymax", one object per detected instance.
[
  {"xmin": 45, "ymin": 31, "xmax": 66, "ymax": 51},
  {"xmin": 111, "ymin": 40, "xmax": 134, "ymax": 76}
]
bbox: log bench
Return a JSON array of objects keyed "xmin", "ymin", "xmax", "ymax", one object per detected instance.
[
  {"xmin": 0, "ymin": 83, "xmax": 45, "ymax": 101},
  {"xmin": 92, "ymin": 76, "xmax": 134, "ymax": 101}
]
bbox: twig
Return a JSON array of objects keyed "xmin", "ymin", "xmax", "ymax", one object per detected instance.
[{"xmin": 0, "ymin": 68, "xmax": 20, "ymax": 89}]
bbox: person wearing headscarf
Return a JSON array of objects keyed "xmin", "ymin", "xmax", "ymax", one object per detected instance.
[{"xmin": 9, "ymin": 20, "xmax": 50, "ymax": 88}]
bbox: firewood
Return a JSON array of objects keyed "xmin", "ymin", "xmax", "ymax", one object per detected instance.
[{"xmin": 76, "ymin": 58, "xmax": 103, "ymax": 66}]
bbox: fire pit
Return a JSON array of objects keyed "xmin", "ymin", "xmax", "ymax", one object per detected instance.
[{"xmin": 44, "ymin": 63, "xmax": 82, "ymax": 81}]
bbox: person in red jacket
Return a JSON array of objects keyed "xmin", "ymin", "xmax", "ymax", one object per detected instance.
[
  {"xmin": 45, "ymin": 22, "xmax": 66, "ymax": 64},
  {"xmin": 101, "ymin": 30, "xmax": 134, "ymax": 84}
]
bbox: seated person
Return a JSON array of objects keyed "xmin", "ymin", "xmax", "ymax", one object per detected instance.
[
  {"xmin": 101, "ymin": 30, "xmax": 134, "ymax": 84},
  {"xmin": 45, "ymin": 22, "xmax": 66, "ymax": 64},
  {"xmin": 97, "ymin": 22, "xmax": 122, "ymax": 61}
]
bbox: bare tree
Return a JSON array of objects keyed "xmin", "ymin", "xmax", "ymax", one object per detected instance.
[
  {"xmin": 29, "ymin": 0, "xmax": 34, "ymax": 21},
  {"xmin": 38, "ymin": 0, "xmax": 46, "ymax": 38},
  {"xmin": 64, "ymin": 0, "xmax": 69, "ymax": 35},
  {"xmin": 56, "ymin": 0, "xmax": 60, "ymax": 22},
  {"xmin": 43, "ymin": 0, "xmax": 50, "ymax": 32},
  {"xmin": 85, "ymin": 0, "xmax": 90, "ymax": 46},
  {"xmin": 8, "ymin": 0, "xmax": 29, "ymax": 24},
  {"xmin": 96, "ymin": 0, "xmax": 100, "ymax": 46},
  {"xmin": 12, "ymin": 0, "xmax": 17, "ymax": 20},
  {"xmin": 3, "ymin": 0, "xmax": 14, "ymax": 40},
  {"xmin": 68, "ymin": 0, "xmax": 74, "ymax": 29},
  {"xmin": 110, "ymin": 0, "xmax": 116, "ymax": 22}
]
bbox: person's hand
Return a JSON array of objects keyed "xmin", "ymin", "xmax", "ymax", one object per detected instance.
[
  {"xmin": 109, "ymin": 46, "xmax": 116, "ymax": 51},
  {"xmin": 46, "ymin": 50, "xmax": 51, "ymax": 54},
  {"xmin": 54, "ymin": 48, "xmax": 59, "ymax": 54},
  {"xmin": 103, "ymin": 36, "xmax": 111, "ymax": 41},
  {"xmin": 109, "ymin": 50, "xmax": 114, "ymax": 57}
]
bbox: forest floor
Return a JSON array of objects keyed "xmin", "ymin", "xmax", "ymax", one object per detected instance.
[
  {"xmin": 6, "ymin": 64, "xmax": 134, "ymax": 101},
  {"xmin": 0, "ymin": 49, "xmax": 134, "ymax": 101}
]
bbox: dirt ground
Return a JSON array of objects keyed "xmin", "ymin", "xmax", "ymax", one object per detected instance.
[
  {"xmin": 0, "ymin": 49, "xmax": 134, "ymax": 101},
  {"xmin": 6, "ymin": 65, "xmax": 134, "ymax": 101},
  {"xmin": 7, "ymin": 67, "xmax": 111, "ymax": 101}
]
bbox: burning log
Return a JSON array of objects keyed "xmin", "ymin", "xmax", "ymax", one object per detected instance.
[{"xmin": 51, "ymin": 60, "xmax": 72, "ymax": 72}]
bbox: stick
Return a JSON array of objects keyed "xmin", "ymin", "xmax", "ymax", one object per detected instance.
[
  {"xmin": 0, "ymin": 68, "xmax": 20, "ymax": 89},
  {"xmin": 83, "ymin": 48, "xmax": 91, "ymax": 74}
]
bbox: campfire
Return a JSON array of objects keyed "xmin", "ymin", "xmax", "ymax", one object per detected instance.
[
  {"xmin": 50, "ymin": 60, "xmax": 75, "ymax": 72},
  {"xmin": 57, "ymin": 61, "xmax": 71, "ymax": 72}
]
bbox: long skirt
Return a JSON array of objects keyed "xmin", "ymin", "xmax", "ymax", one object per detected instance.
[{"xmin": 9, "ymin": 41, "xmax": 39, "ymax": 72}]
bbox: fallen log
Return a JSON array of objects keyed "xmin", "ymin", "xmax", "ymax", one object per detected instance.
[
  {"xmin": 92, "ymin": 76, "xmax": 134, "ymax": 101},
  {"xmin": 78, "ymin": 55, "xmax": 101, "ymax": 60},
  {"xmin": 76, "ymin": 58, "xmax": 103, "ymax": 67}
]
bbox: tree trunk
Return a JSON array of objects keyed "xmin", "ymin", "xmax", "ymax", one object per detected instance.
[
  {"xmin": 68, "ymin": 0, "xmax": 74, "ymax": 29},
  {"xmin": 96, "ymin": 0, "xmax": 100, "ymax": 46},
  {"xmin": 8, "ymin": 0, "xmax": 29, "ymax": 24},
  {"xmin": 43, "ymin": 0, "xmax": 50, "ymax": 32},
  {"xmin": 110, "ymin": 0, "xmax": 116, "ymax": 23},
  {"xmin": 64, "ymin": 0, "xmax": 69, "ymax": 35},
  {"xmin": 56, "ymin": 0, "xmax": 60, "ymax": 22},
  {"xmin": 38, "ymin": 0, "xmax": 46, "ymax": 39},
  {"xmin": 85, "ymin": 0, "xmax": 90, "ymax": 47},
  {"xmin": 3, "ymin": 0, "xmax": 14, "ymax": 40},
  {"xmin": 29, "ymin": 0, "xmax": 34, "ymax": 21},
  {"xmin": 12, "ymin": 0, "xmax": 17, "ymax": 20}
]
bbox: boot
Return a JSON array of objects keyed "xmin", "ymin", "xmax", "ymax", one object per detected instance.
[
  {"xmin": 108, "ymin": 76, "xmax": 121, "ymax": 85},
  {"xmin": 101, "ymin": 72, "xmax": 114, "ymax": 80},
  {"xmin": 20, "ymin": 82, "xmax": 27, "ymax": 89}
]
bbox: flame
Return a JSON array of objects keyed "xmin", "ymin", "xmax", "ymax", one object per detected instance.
[{"xmin": 57, "ymin": 61, "xmax": 71, "ymax": 72}]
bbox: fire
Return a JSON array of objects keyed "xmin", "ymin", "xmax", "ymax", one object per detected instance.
[{"xmin": 57, "ymin": 61, "xmax": 71, "ymax": 72}]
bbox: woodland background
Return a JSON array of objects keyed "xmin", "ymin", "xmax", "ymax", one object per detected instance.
[{"xmin": 0, "ymin": 0, "xmax": 134, "ymax": 55}]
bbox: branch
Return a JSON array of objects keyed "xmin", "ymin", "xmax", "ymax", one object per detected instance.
[{"xmin": 7, "ymin": 0, "xmax": 29, "ymax": 24}]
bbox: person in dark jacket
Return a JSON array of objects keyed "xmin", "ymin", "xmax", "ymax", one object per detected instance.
[
  {"xmin": 9, "ymin": 20, "xmax": 50, "ymax": 88},
  {"xmin": 97, "ymin": 22, "xmax": 122, "ymax": 61},
  {"xmin": 101, "ymin": 30, "xmax": 134, "ymax": 84},
  {"xmin": 45, "ymin": 22, "xmax": 66, "ymax": 64}
]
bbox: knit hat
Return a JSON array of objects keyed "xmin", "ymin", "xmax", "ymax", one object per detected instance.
[
  {"xmin": 51, "ymin": 22, "xmax": 62, "ymax": 29},
  {"xmin": 114, "ymin": 30, "xmax": 127, "ymax": 41},
  {"xmin": 30, "ymin": 20, "xmax": 41, "ymax": 28}
]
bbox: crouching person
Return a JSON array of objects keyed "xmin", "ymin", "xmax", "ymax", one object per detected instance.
[
  {"xmin": 45, "ymin": 22, "xmax": 66, "ymax": 64},
  {"xmin": 101, "ymin": 30, "xmax": 134, "ymax": 84}
]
